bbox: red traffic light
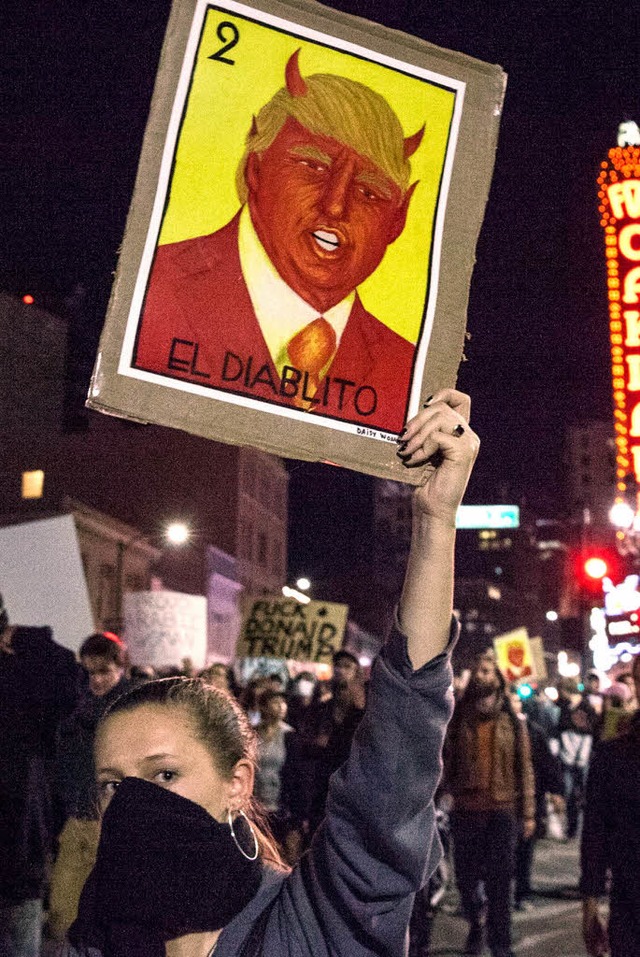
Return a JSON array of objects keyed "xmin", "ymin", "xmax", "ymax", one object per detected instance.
[
  {"xmin": 584, "ymin": 556, "xmax": 608, "ymax": 580},
  {"xmin": 576, "ymin": 546, "xmax": 620, "ymax": 593}
]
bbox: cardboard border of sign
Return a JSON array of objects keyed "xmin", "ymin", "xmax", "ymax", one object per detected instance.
[{"xmin": 87, "ymin": 0, "xmax": 506, "ymax": 483}]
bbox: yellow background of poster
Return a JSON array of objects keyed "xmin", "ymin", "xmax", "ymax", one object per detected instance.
[{"xmin": 158, "ymin": 7, "xmax": 456, "ymax": 345}]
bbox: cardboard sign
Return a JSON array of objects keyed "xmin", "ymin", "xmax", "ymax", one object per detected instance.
[
  {"xmin": 528, "ymin": 636, "xmax": 547, "ymax": 681},
  {"xmin": 237, "ymin": 595, "xmax": 348, "ymax": 662},
  {"xmin": 88, "ymin": 0, "xmax": 506, "ymax": 482},
  {"xmin": 123, "ymin": 590, "xmax": 208, "ymax": 668},
  {"xmin": 0, "ymin": 515, "xmax": 94, "ymax": 652},
  {"xmin": 493, "ymin": 628, "xmax": 534, "ymax": 684}
]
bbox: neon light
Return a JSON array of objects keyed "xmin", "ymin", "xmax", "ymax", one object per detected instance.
[{"xmin": 598, "ymin": 136, "xmax": 640, "ymax": 485}]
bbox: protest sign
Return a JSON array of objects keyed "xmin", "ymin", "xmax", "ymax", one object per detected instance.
[
  {"xmin": 237, "ymin": 595, "xmax": 348, "ymax": 663},
  {"xmin": 123, "ymin": 590, "xmax": 207, "ymax": 668},
  {"xmin": 528, "ymin": 636, "xmax": 547, "ymax": 681},
  {"xmin": 88, "ymin": 0, "xmax": 506, "ymax": 482},
  {"xmin": 493, "ymin": 627, "xmax": 534, "ymax": 684},
  {"xmin": 0, "ymin": 515, "xmax": 94, "ymax": 652}
]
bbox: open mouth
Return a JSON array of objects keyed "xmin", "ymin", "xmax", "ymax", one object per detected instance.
[{"xmin": 312, "ymin": 230, "xmax": 340, "ymax": 252}]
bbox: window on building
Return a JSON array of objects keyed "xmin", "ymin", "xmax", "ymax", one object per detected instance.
[{"xmin": 22, "ymin": 470, "xmax": 44, "ymax": 499}]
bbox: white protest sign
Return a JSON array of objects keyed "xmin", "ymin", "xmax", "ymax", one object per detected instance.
[
  {"xmin": 123, "ymin": 589, "xmax": 207, "ymax": 669},
  {"xmin": 0, "ymin": 515, "xmax": 94, "ymax": 652}
]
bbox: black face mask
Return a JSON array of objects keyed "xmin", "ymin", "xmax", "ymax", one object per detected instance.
[{"xmin": 69, "ymin": 777, "xmax": 263, "ymax": 957}]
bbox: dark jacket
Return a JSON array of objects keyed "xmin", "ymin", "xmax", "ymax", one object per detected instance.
[
  {"xmin": 580, "ymin": 710, "xmax": 640, "ymax": 903},
  {"xmin": 0, "ymin": 626, "xmax": 78, "ymax": 902},
  {"xmin": 55, "ymin": 677, "xmax": 131, "ymax": 820},
  {"xmin": 60, "ymin": 619, "xmax": 456, "ymax": 957},
  {"xmin": 527, "ymin": 717, "xmax": 564, "ymax": 826}
]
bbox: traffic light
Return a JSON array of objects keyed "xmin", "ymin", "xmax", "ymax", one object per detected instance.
[
  {"xmin": 584, "ymin": 555, "xmax": 609, "ymax": 581},
  {"xmin": 575, "ymin": 547, "xmax": 620, "ymax": 595}
]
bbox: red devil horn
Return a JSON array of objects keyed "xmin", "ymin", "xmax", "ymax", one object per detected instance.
[
  {"xmin": 403, "ymin": 124, "xmax": 425, "ymax": 159},
  {"xmin": 285, "ymin": 49, "xmax": 307, "ymax": 97},
  {"xmin": 250, "ymin": 115, "xmax": 258, "ymax": 137}
]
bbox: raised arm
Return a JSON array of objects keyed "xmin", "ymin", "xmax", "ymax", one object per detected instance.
[{"xmin": 396, "ymin": 389, "xmax": 479, "ymax": 669}]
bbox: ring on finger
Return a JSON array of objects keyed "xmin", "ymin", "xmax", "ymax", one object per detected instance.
[{"xmin": 452, "ymin": 424, "xmax": 465, "ymax": 438}]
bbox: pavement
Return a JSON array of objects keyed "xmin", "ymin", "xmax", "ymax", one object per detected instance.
[{"xmin": 429, "ymin": 837, "xmax": 587, "ymax": 957}]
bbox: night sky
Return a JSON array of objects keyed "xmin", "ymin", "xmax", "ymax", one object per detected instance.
[{"xmin": 3, "ymin": 0, "xmax": 639, "ymax": 577}]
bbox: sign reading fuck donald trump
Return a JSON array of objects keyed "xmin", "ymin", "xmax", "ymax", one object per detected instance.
[{"xmin": 89, "ymin": 0, "xmax": 506, "ymax": 482}]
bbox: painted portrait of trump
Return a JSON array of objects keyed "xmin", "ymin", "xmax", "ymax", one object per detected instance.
[{"xmin": 132, "ymin": 47, "xmax": 437, "ymax": 434}]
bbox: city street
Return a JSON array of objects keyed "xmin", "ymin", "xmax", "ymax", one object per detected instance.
[{"xmin": 430, "ymin": 838, "xmax": 587, "ymax": 957}]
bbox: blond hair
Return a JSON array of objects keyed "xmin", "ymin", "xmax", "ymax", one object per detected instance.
[{"xmin": 236, "ymin": 73, "xmax": 412, "ymax": 202}]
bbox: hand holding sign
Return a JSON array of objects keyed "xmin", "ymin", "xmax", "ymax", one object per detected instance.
[{"xmin": 397, "ymin": 389, "xmax": 479, "ymax": 528}]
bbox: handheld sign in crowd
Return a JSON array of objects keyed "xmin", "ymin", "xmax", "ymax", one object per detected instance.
[
  {"xmin": 88, "ymin": 0, "xmax": 506, "ymax": 482},
  {"xmin": 493, "ymin": 628, "xmax": 535, "ymax": 684},
  {"xmin": 237, "ymin": 596, "xmax": 349, "ymax": 663}
]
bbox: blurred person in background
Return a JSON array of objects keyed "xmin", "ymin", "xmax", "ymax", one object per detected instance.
[
  {"xmin": 442, "ymin": 650, "xmax": 535, "ymax": 957},
  {"xmin": 581, "ymin": 652, "xmax": 640, "ymax": 957},
  {"xmin": 47, "ymin": 633, "xmax": 130, "ymax": 942},
  {"xmin": 285, "ymin": 671, "xmax": 316, "ymax": 730},
  {"xmin": 616, "ymin": 668, "xmax": 637, "ymax": 711},
  {"xmin": 554, "ymin": 677, "xmax": 597, "ymax": 840},
  {"xmin": 298, "ymin": 648, "xmax": 366, "ymax": 843},
  {"xmin": 254, "ymin": 690, "xmax": 305, "ymax": 863},
  {"xmin": 0, "ymin": 595, "xmax": 78, "ymax": 957},
  {"xmin": 509, "ymin": 688, "xmax": 564, "ymax": 911},
  {"xmin": 599, "ymin": 681, "xmax": 635, "ymax": 741},
  {"xmin": 200, "ymin": 662, "xmax": 233, "ymax": 694}
]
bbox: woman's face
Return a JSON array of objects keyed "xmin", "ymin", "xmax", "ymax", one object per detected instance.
[{"xmin": 95, "ymin": 704, "xmax": 233, "ymax": 822}]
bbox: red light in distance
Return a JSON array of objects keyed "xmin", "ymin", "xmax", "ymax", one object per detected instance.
[{"xmin": 22, "ymin": 294, "xmax": 34, "ymax": 305}]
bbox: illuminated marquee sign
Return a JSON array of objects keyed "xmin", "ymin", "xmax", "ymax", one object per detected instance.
[{"xmin": 597, "ymin": 137, "xmax": 640, "ymax": 498}]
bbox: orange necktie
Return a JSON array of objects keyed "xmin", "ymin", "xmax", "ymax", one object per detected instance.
[{"xmin": 286, "ymin": 317, "xmax": 336, "ymax": 408}]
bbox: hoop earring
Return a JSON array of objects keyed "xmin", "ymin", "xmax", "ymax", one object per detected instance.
[{"xmin": 228, "ymin": 809, "xmax": 259, "ymax": 861}]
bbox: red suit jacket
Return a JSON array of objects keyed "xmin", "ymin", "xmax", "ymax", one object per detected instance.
[{"xmin": 133, "ymin": 213, "xmax": 416, "ymax": 434}]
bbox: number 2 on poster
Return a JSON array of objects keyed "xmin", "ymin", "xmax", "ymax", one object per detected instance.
[{"xmin": 208, "ymin": 21, "xmax": 240, "ymax": 65}]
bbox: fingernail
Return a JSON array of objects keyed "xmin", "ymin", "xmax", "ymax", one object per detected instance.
[
  {"xmin": 401, "ymin": 453, "xmax": 413, "ymax": 466},
  {"xmin": 397, "ymin": 428, "xmax": 407, "ymax": 439},
  {"xmin": 398, "ymin": 442, "xmax": 408, "ymax": 452},
  {"xmin": 422, "ymin": 395, "xmax": 433, "ymax": 407}
]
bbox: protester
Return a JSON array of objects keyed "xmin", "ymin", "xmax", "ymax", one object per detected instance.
[
  {"xmin": 583, "ymin": 670, "xmax": 603, "ymax": 718},
  {"xmin": 200, "ymin": 662, "xmax": 234, "ymax": 694},
  {"xmin": 48, "ymin": 633, "xmax": 130, "ymax": 941},
  {"xmin": 580, "ymin": 651, "xmax": 640, "ymax": 957},
  {"xmin": 509, "ymin": 689, "xmax": 564, "ymax": 910},
  {"xmin": 58, "ymin": 388, "xmax": 478, "ymax": 957},
  {"xmin": 442, "ymin": 650, "xmax": 535, "ymax": 957},
  {"xmin": 0, "ymin": 595, "xmax": 78, "ymax": 957},
  {"xmin": 297, "ymin": 647, "xmax": 366, "ymax": 843},
  {"xmin": 284, "ymin": 671, "xmax": 316, "ymax": 730},
  {"xmin": 554, "ymin": 677, "xmax": 596, "ymax": 839},
  {"xmin": 254, "ymin": 690, "xmax": 303, "ymax": 863},
  {"xmin": 599, "ymin": 680, "xmax": 634, "ymax": 741}
]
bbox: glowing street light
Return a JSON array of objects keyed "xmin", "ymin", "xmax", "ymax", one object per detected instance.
[
  {"xmin": 296, "ymin": 577, "xmax": 311, "ymax": 591},
  {"xmin": 165, "ymin": 521, "xmax": 190, "ymax": 545},
  {"xmin": 609, "ymin": 501, "xmax": 635, "ymax": 529}
]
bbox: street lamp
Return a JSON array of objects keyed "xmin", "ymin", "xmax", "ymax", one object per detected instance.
[
  {"xmin": 296, "ymin": 577, "xmax": 311, "ymax": 592},
  {"xmin": 165, "ymin": 521, "xmax": 190, "ymax": 545},
  {"xmin": 114, "ymin": 522, "xmax": 191, "ymax": 630}
]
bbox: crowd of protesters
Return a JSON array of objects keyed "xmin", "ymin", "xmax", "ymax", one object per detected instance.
[{"xmin": 2, "ymin": 566, "xmax": 640, "ymax": 954}]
